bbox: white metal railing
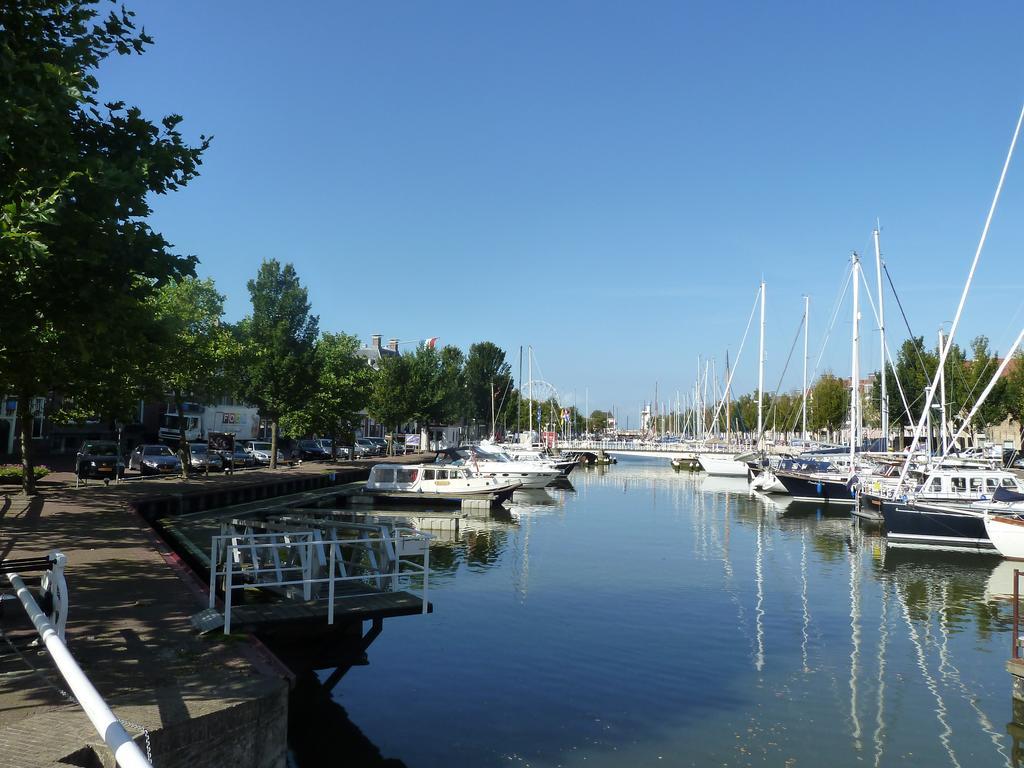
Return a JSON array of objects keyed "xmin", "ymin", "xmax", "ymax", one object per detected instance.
[
  {"xmin": 208, "ymin": 528, "xmax": 431, "ymax": 634},
  {"xmin": 3, "ymin": 552, "xmax": 151, "ymax": 768}
]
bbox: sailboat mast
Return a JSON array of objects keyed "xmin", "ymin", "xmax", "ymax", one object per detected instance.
[
  {"xmin": 725, "ymin": 352, "xmax": 731, "ymax": 444},
  {"xmin": 528, "ymin": 345, "xmax": 533, "ymax": 435},
  {"xmin": 802, "ymin": 295, "xmax": 809, "ymax": 441},
  {"xmin": 756, "ymin": 281, "xmax": 766, "ymax": 449},
  {"xmin": 938, "ymin": 328, "xmax": 948, "ymax": 454},
  {"xmin": 873, "ymin": 228, "xmax": 888, "ymax": 449},
  {"xmin": 850, "ymin": 254, "xmax": 861, "ymax": 467}
]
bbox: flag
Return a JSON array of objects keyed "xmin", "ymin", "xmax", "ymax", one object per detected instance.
[{"xmin": 423, "ymin": 337, "xmax": 439, "ymax": 349}]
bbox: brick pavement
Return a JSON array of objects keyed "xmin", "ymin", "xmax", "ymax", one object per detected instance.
[{"xmin": 0, "ymin": 457, "xmax": 425, "ymax": 767}]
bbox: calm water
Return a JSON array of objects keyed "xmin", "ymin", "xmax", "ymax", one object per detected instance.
[{"xmin": 334, "ymin": 457, "xmax": 1018, "ymax": 767}]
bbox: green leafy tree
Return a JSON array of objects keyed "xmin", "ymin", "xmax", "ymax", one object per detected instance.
[
  {"xmin": 0, "ymin": 1, "xmax": 209, "ymax": 493},
  {"xmin": 589, "ymin": 410, "xmax": 610, "ymax": 434},
  {"xmin": 963, "ymin": 336, "xmax": 1008, "ymax": 435},
  {"xmin": 150, "ymin": 277, "xmax": 237, "ymax": 476},
  {"xmin": 279, "ymin": 332, "xmax": 371, "ymax": 457},
  {"xmin": 438, "ymin": 345, "xmax": 466, "ymax": 424},
  {"xmin": 810, "ymin": 373, "xmax": 848, "ymax": 435},
  {"xmin": 368, "ymin": 353, "xmax": 413, "ymax": 437},
  {"xmin": 464, "ymin": 342, "xmax": 513, "ymax": 425},
  {"xmin": 1005, "ymin": 353, "xmax": 1024, "ymax": 447},
  {"xmin": 238, "ymin": 260, "xmax": 319, "ymax": 468}
]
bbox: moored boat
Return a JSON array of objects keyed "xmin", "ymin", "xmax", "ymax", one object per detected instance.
[{"xmin": 365, "ymin": 463, "xmax": 521, "ymax": 505}]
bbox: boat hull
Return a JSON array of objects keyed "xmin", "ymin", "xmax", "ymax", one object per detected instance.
[
  {"xmin": 774, "ymin": 471, "xmax": 856, "ymax": 505},
  {"xmin": 697, "ymin": 453, "xmax": 748, "ymax": 477},
  {"xmin": 983, "ymin": 514, "xmax": 1024, "ymax": 559},
  {"xmin": 880, "ymin": 500, "xmax": 995, "ymax": 551}
]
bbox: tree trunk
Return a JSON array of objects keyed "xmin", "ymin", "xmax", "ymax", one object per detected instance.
[
  {"xmin": 176, "ymin": 393, "xmax": 190, "ymax": 479},
  {"xmin": 330, "ymin": 427, "xmax": 338, "ymax": 461},
  {"xmin": 18, "ymin": 389, "xmax": 36, "ymax": 496},
  {"xmin": 270, "ymin": 420, "xmax": 278, "ymax": 469}
]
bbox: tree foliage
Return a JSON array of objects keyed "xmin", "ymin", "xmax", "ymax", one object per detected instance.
[
  {"xmin": 464, "ymin": 342, "xmax": 512, "ymax": 424},
  {"xmin": 0, "ymin": 0, "xmax": 209, "ymax": 492},
  {"xmin": 280, "ymin": 332, "xmax": 370, "ymax": 450},
  {"xmin": 150, "ymin": 277, "xmax": 237, "ymax": 474},
  {"xmin": 810, "ymin": 373, "xmax": 848, "ymax": 433},
  {"xmin": 238, "ymin": 260, "xmax": 319, "ymax": 468}
]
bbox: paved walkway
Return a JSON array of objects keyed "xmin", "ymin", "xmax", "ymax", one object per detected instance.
[{"xmin": 0, "ymin": 456, "xmax": 426, "ymax": 767}]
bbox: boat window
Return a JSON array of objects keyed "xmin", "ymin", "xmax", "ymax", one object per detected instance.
[
  {"xmin": 437, "ymin": 470, "xmax": 448, "ymax": 479},
  {"xmin": 951, "ymin": 476, "xmax": 967, "ymax": 492},
  {"xmin": 1002, "ymin": 477, "xmax": 1018, "ymax": 488},
  {"xmin": 986, "ymin": 478, "xmax": 1000, "ymax": 491},
  {"xmin": 397, "ymin": 468, "xmax": 418, "ymax": 483},
  {"xmin": 927, "ymin": 477, "xmax": 942, "ymax": 493},
  {"xmin": 970, "ymin": 478, "xmax": 983, "ymax": 492},
  {"xmin": 423, "ymin": 469, "xmax": 435, "ymax": 480}
]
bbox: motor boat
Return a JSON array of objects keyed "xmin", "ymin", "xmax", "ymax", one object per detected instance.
[
  {"xmin": 438, "ymin": 446, "xmax": 562, "ymax": 489},
  {"xmin": 365, "ymin": 463, "xmax": 521, "ymax": 505}
]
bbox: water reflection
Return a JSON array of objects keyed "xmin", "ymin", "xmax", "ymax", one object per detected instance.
[{"xmin": 335, "ymin": 459, "xmax": 1017, "ymax": 768}]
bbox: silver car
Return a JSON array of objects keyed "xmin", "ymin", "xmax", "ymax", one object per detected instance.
[
  {"xmin": 128, "ymin": 444, "xmax": 182, "ymax": 476},
  {"xmin": 188, "ymin": 443, "xmax": 224, "ymax": 472}
]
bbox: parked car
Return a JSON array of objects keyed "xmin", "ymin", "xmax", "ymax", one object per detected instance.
[
  {"xmin": 355, "ymin": 438, "xmax": 379, "ymax": 457},
  {"xmin": 76, "ymin": 440, "xmax": 125, "ymax": 480},
  {"xmin": 188, "ymin": 442, "xmax": 224, "ymax": 472},
  {"xmin": 366, "ymin": 437, "xmax": 389, "ymax": 455},
  {"xmin": 295, "ymin": 439, "xmax": 331, "ymax": 461},
  {"xmin": 315, "ymin": 438, "xmax": 350, "ymax": 460},
  {"xmin": 225, "ymin": 444, "xmax": 256, "ymax": 468},
  {"xmin": 243, "ymin": 440, "xmax": 286, "ymax": 465},
  {"xmin": 128, "ymin": 444, "xmax": 182, "ymax": 476}
]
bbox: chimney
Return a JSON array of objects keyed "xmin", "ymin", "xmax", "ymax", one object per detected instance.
[
  {"xmin": 371, "ymin": 334, "xmax": 382, "ymax": 349},
  {"xmin": 387, "ymin": 338, "xmax": 399, "ymax": 352}
]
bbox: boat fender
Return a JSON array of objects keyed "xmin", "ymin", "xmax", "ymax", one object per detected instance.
[{"xmin": 815, "ymin": 482, "xmax": 823, "ymax": 495}]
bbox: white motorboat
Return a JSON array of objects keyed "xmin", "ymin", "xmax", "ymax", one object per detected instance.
[
  {"xmin": 439, "ymin": 446, "xmax": 562, "ymax": 489},
  {"xmin": 365, "ymin": 463, "xmax": 521, "ymax": 504},
  {"xmin": 697, "ymin": 452, "xmax": 749, "ymax": 477}
]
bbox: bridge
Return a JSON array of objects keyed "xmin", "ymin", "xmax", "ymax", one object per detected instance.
[{"xmin": 555, "ymin": 439, "xmax": 752, "ymax": 461}]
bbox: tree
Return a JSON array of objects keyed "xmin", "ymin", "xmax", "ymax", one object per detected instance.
[
  {"xmin": 810, "ymin": 373, "xmax": 848, "ymax": 435},
  {"xmin": 238, "ymin": 261, "xmax": 319, "ymax": 468},
  {"xmin": 368, "ymin": 354, "xmax": 413, "ymax": 437},
  {"xmin": 438, "ymin": 345, "xmax": 466, "ymax": 425},
  {"xmin": 279, "ymin": 332, "xmax": 371, "ymax": 457},
  {"xmin": 463, "ymin": 342, "xmax": 512, "ymax": 425},
  {"xmin": 150, "ymin": 277, "xmax": 237, "ymax": 476},
  {"xmin": 0, "ymin": 1, "xmax": 209, "ymax": 493},
  {"xmin": 589, "ymin": 410, "xmax": 610, "ymax": 434},
  {"xmin": 1005, "ymin": 353, "xmax": 1024, "ymax": 448},
  {"xmin": 963, "ymin": 336, "xmax": 1008, "ymax": 435}
]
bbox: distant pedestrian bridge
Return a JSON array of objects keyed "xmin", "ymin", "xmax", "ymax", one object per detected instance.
[{"xmin": 556, "ymin": 439, "xmax": 702, "ymax": 460}]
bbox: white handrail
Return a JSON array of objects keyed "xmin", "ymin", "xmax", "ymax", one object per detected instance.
[
  {"xmin": 5, "ymin": 554, "xmax": 151, "ymax": 768},
  {"xmin": 211, "ymin": 531, "xmax": 431, "ymax": 634}
]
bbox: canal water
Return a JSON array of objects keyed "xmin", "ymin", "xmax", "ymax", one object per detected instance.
[{"xmin": 334, "ymin": 457, "xmax": 1017, "ymax": 767}]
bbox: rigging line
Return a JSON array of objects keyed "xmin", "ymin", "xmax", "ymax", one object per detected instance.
[
  {"xmin": 813, "ymin": 263, "xmax": 854, "ymax": 377},
  {"xmin": 759, "ymin": 313, "xmax": 804, "ymax": 438},
  {"xmin": 858, "ymin": 267, "xmax": 915, "ymax": 426},
  {"xmin": 703, "ymin": 285, "xmax": 761, "ymax": 442},
  {"xmin": 882, "ymin": 263, "xmax": 931, "ymax": 379},
  {"xmin": 900, "ymin": 101, "xmax": 1024, "ymax": 489}
]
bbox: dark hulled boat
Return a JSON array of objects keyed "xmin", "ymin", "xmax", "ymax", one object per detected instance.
[{"xmin": 877, "ymin": 498, "xmax": 995, "ymax": 551}]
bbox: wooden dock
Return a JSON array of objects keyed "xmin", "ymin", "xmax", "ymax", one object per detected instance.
[{"xmin": 228, "ymin": 581, "xmax": 430, "ymax": 630}]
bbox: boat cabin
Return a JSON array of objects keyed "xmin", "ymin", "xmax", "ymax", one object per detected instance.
[{"xmin": 917, "ymin": 469, "xmax": 1024, "ymax": 500}]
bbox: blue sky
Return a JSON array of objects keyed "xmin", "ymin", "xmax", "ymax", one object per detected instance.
[{"xmin": 99, "ymin": 1, "xmax": 1024, "ymax": 421}]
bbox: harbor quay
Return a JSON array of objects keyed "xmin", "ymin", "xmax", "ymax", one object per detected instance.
[{"xmin": 0, "ymin": 456, "xmax": 429, "ymax": 768}]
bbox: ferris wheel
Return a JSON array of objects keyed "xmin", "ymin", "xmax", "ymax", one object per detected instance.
[{"xmin": 525, "ymin": 379, "xmax": 560, "ymax": 404}]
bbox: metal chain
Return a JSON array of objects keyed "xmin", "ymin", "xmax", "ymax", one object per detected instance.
[
  {"xmin": 1, "ymin": 624, "xmax": 153, "ymax": 765},
  {"xmin": 118, "ymin": 717, "xmax": 153, "ymax": 764}
]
